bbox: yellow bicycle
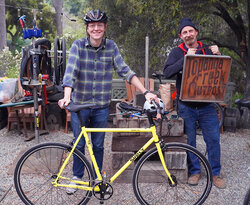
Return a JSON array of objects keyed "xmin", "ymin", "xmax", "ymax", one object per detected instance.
[{"xmin": 14, "ymin": 100, "xmax": 212, "ymax": 205}]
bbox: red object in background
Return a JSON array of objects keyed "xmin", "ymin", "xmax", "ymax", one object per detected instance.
[
  {"xmin": 43, "ymin": 85, "xmax": 48, "ymax": 104},
  {"xmin": 42, "ymin": 74, "xmax": 49, "ymax": 80},
  {"xmin": 24, "ymin": 90, "xmax": 32, "ymax": 97},
  {"xmin": 171, "ymin": 90, "xmax": 177, "ymax": 100}
]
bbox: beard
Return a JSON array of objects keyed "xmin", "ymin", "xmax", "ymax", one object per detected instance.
[{"xmin": 184, "ymin": 37, "xmax": 196, "ymax": 47}]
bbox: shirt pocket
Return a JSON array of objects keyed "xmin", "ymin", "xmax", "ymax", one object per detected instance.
[{"xmin": 100, "ymin": 56, "xmax": 113, "ymax": 65}]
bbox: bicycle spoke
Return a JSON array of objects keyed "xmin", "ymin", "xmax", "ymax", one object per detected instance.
[
  {"xmin": 133, "ymin": 143, "xmax": 212, "ymax": 205},
  {"xmin": 14, "ymin": 143, "xmax": 94, "ymax": 205}
]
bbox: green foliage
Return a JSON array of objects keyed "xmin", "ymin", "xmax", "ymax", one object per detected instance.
[
  {"xmin": 3, "ymin": 0, "xmax": 248, "ymax": 97},
  {"xmin": 5, "ymin": 0, "xmax": 56, "ymax": 51},
  {"xmin": 62, "ymin": 17, "xmax": 86, "ymax": 49},
  {"xmin": 85, "ymin": 0, "xmax": 182, "ymax": 77},
  {"xmin": 0, "ymin": 47, "xmax": 21, "ymax": 78},
  {"xmin": 232, "ymin": 92, "xmax": 243, "ymax": 108},
  {"xmin": 63, "ymin": 0, "xmax": 88, "ymax": 17},
  {"xmin": 38, "ymin": 3, "xmax": 57, "ymax": 41}
]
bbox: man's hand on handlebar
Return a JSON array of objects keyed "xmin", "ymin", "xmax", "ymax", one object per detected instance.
[{"xmin": 145, "ymin": 92, "xmax": 159, "ymax": 104}]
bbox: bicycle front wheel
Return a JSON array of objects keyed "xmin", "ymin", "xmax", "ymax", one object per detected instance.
[
  {"xmin": 14, "ymin": 143, "xmax": 94, "ymax": 205},
  {"xmin": 133, "ymin": 142, "xmax": 212, "ymax": 205}
]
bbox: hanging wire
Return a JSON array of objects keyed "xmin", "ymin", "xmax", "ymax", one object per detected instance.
[{"xmin": 61, "ymin": 13, "xmax": 76, "ymax": 22}]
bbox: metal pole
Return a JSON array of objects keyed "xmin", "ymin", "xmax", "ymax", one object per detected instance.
[
  {"xmin": 32, "ymin": 9, "xmax": 40, "ymax": 144},
  {"xmin": 145, "ymin": 36, "xmax": 149, "ymax": 90}
]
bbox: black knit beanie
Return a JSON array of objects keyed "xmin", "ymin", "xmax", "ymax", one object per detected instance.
[{"xmin": 178, "ymin": 18, "xmax": 198, "ymax": 34}]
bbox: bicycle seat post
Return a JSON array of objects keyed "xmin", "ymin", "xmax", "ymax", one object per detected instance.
[{"xmin": 76, "ymin": 111, "xmax": 84, "ymax": 127}]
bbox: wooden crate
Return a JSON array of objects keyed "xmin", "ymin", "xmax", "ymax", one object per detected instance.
[
  {"xmin": 110, "ymin": 149, "xmax": 188, "ymax": 183},
  {"xmin": 157, "ymin": 117, "xmax": 184, "ymax": 137},
  {"xmin": 113, "ymin": 115, "xmax": 184, "ymax": 137},
  {"xmin": 112, "ymin": 135, "xmax": 187, "ymax": 152},
  {"xmin": 113, "ymin": 117, "xmax": 150, "ymax": 136}
]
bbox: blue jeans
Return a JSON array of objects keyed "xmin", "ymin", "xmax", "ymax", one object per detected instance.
[
  {"xmin": 178, "ymin": 101, "xmax": 221, "ymax": 176},
  {"xmin": 70, "ymin": 106, "xmax": 109, "ymax": 178}
]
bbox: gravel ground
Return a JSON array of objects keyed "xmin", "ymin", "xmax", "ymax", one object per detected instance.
[{"xmin": 0, "ymin": 126, "xmax": 249, "ymax": 205}]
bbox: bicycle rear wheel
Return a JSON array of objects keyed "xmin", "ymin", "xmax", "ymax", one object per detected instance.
[
  {"xmin": 14, "ymin": 143, "xmax": 94, "ymax": 205},
  {"xmin": 243, "ymin": 186, "xmax": 250, "ymax": 205},
  {"xmin": 132, "ymin": 142, "xmax": 212, "ymax": 205}
]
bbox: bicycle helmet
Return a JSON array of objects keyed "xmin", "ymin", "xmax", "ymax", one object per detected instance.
[
  {"xmin": 143, "ymin": 98, "xmax": 165, "ymax": 115},
  {"xmin": 84, "ymin": 10, "xmax": 108, "ymax": 25}
]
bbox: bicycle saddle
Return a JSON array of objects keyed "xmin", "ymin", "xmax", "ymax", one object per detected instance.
[{"xmin": 65, "ymin": 103, "xmax": 97, "ymax": 112}]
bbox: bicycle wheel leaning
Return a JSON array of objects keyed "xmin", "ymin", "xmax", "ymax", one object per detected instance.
[
  {"xmin": 14, "ymin": 143, "xmax": 94, "ymax": 205},
  {"xmin": 132, "ymin": 142, "xmax": 213, "ymax": 205},
  {"xmin": 243, "ymin": 186, "xmax": 250, "ymax": 205}
]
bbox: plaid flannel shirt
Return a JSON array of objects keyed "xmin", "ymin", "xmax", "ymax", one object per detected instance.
[{"xmin": 63, "ymin": 38, "xmax": 135, "ymax": 106}]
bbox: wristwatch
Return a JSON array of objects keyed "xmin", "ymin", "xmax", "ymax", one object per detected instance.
[{"xmin": 143, "ymin": 90, "xmax": 150, "ymax": 96}]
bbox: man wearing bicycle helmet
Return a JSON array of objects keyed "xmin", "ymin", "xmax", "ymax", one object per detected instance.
[
  {"xmin": 163, "ymin": 18, "xmax": 226, "ymax": 189},
  {"xmin": 58, "ymin": 10, "xmax": 157, "ymax": 194}
]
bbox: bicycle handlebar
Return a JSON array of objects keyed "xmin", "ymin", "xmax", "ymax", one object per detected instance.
[{"xmin": 152, "ymin": 71, "xmax": 165, "ymax": 84}]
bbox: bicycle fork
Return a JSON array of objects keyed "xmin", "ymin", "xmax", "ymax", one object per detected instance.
[
  {"xmin": 156, "ymin": 142, "xmax": 176, "ymax": 185},
  {"xmin": 152, "ymin": 128, "xmax": 176, "ymax": 186}
]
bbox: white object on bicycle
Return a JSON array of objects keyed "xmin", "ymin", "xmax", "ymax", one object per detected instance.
[{"xmin": 143, "ymin": 98, "xmax": 165, "ymax": 114}]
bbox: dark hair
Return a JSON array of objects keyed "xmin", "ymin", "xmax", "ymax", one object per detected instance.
[
  {"xmin": 178, "ymin": 18, "xmax": 198, "ymax": 34},
  {"xmin": 84, "ymin": 10, "xmax": 108, "ymax": 25}
]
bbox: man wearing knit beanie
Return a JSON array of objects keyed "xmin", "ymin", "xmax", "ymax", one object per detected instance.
[
  {"xmin": 163, "ymin": 18, "xmax": 226, "ymax": 189},
  {"xmin": 178, "ymin": 18, "xmax": 198, "ymax": 34}
]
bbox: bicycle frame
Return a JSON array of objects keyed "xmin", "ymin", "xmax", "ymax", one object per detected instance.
[{"xmin": 52, "ymin": 124, "xmax": 175, "ymax": 190}]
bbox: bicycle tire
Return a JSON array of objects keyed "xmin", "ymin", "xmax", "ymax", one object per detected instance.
[
  {"xmin": 54, "ymin": 38, "xmax": 61, "ymax": 85},
  {"xmin": 14, "ymin": 143, "xmax": 94, "ymax": 205},
  {"xmin": 243, "ymin": 186, "xmax": 250, "ymax": 205},
  {"xmin": 132, "ymin": 142, "xmax": 213, "ymax": 205},
  {"xmin": 20, "ymin": 39, "xmax": 52, "ymax": 91},
  {"xmin": 61, "ymin": 37, "xmax": 67, "ymax": 82}
]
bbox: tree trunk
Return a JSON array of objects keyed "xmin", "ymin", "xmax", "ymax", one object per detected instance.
[
  {"xmin": 0, "ymin": 0, "xmax": 7, "ymax": 51},
  {"xmin": 52, "ymin": 0, "xmax": 64, "ymax": 36}
]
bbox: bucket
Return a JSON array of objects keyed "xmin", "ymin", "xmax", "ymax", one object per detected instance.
[{"xmin": 0, "ymin": 78, "xmax": 18, "ymax": 102}]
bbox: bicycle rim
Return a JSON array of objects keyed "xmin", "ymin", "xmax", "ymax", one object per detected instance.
[
  {"xmin": 14, "ymin": 143, "xmax": 94, "ymax": 205},
  {"xmin": 243, "ymin": 186, "xmax": 250, "ymax": 205},
  {"xmin": 132, "ymin": 143, "xmax": 212, "ymax": 205}
]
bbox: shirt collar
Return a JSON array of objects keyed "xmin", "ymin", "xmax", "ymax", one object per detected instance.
[
  {"xmin": 183, "ymin": 43, "xmax": 201, "ymax": 51},
  {"xmin": 86, "ymin": 37, "xmax": 106, "ymax": 50}
]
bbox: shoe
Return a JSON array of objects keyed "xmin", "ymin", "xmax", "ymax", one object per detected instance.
[
  {"xmin": 188, "ymin": 174, "xmax": 201, "ymax": 186},
  {"xmin": 213, "ymin": 176, "xmax": 226, "ymax": 189},
  {"xmin": 66, "ymin": 176, "xmax": 80, "ymax": 195}
]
